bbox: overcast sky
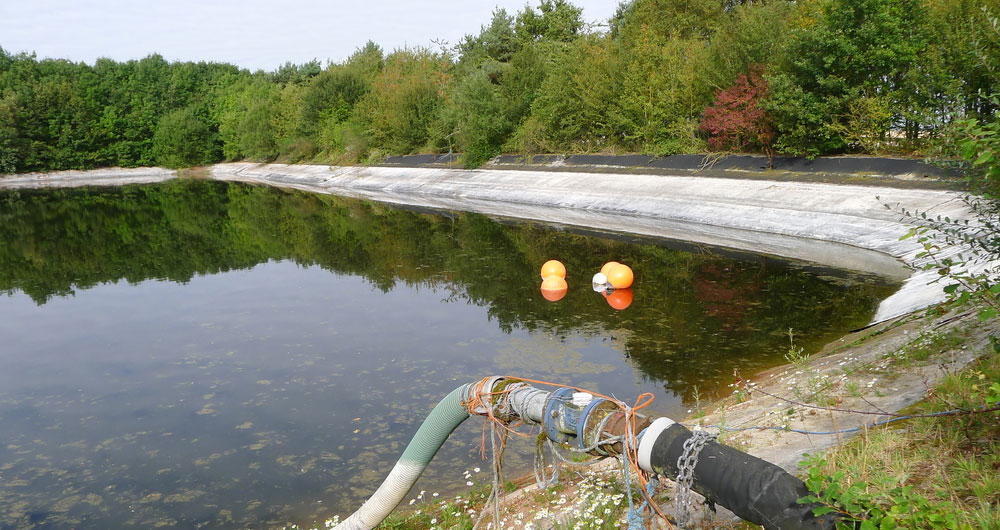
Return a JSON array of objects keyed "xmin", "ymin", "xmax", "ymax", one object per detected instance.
[{"xmin": 0, "ymin": 0, "xmax": 619, "ymax": 71}]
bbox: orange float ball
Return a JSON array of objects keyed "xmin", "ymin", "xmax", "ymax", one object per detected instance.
[
  {"xmin": 604, "ymin": 288, "xmax": 633, "ymax": 310},
  {"xmin": 540, "ymin": 260, "xmax": 567, "ymax": 279},
  {"xmin": 600, "ymin": 261, "xmax": 620, "ymax": 276},
  {"xmin": 606, "ymin": 263, "xmax": 634, "ymax": 289}
]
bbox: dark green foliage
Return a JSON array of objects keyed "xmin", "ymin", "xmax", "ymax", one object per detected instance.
[
  {"xmin": 447, "ymin": 70, "xmax": 511, "ymax": 167},
  {"xmin": 514, "ymin": 0, "xmax": 584, "ymax": 42},
  {"xmin": 299, "ymin": 66, "xmax": 370, "ymax": 138},
  {"xmin": 612, "ymin": 1, "xmax": 715, "ymax": 154},
  {"xmin": 764, "ymin": 72, "xmax": 845, "ymax": 158},
  {"xmin": 152, "ymin": 105, "xmax": 220, "ymax": 168},
  {"xmin": 270, "ymin": 59, "xmax": 322, "ymax": 85},
  {"xmin": 513, "ymin": 35, "xmax": 617, "ymax": 151},
  {"xmin": 215, "ymin": 76, "xmax": 281, "ymax": 161},
  {"xmin": 0, "ymin": 50, "xmax": 241, "ymax": 172},
  {"xmin": 784, "ymin": 0, "xmax": 929, "ymax": 96},
  {"xmin": 702, "ymin": 1, "xmax": 795, "ymax": 91},
  {"xmin": 769, "ymin": 0, "xmax": 931, "ymax": 154},
  {"xmin": 918, "ymin": 0, "xmax": 1000, "ymax": 124},
  {"xmin": 0, "ymin": 89, "xmax": 22, "ymax": 173},
  {"xmin": 499, "ymin": 45, "xmax": 546, "ymax": 126},
  {"xmin": 437, "ymin": 6, "xmax": 563, "ymax": 165},
  {"xmin": 354, "ymin": 48, "xmax": 446, "ymax": 156},
  {"xmin": 458, "ymin": 9, "xmax": 521, "ymax": 66}
]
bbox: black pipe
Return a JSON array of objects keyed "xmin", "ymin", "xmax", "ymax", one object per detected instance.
[{"xmin": 645, "ymin": 423, "xmax": 836, "ymax": 530}]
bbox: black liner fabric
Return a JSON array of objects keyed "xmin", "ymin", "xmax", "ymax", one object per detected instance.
[{"xmin": 383, "ymin": 153, "xmax": 954, "ymax": 178}]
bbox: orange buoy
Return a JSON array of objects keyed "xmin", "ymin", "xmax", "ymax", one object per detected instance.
[
  {"xmin": 600, "ymin": 261, "xmax": 620, "ymax": 276},
  {"xmin": 540, "ymin": 260, "xmax": 567, "ymax": 279},
  {"xmin": 604, "ymin": 288, "xmax": 633, "ymax": 310},
  {"xmin": 606, "ymin": 263, "xmax": 634, "ymax": 289}
]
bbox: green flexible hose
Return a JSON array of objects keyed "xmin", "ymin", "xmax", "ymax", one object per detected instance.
[{"xmin": 335, "ymin": 384, "xmax": 472, "ymax": 530}]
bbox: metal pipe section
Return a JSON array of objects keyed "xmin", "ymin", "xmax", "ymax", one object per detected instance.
[{"xmin": 335, "ymin": 377, "xmax": 834, "ymax": 530}]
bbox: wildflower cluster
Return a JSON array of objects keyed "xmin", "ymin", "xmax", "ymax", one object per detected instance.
[
  {"xmin": 486, "ymin": 470, "xmax": 626, "ymax": 530},
  {"xmin": 557, "ymin": 471, "xmax": 626, "ymax": 530},
  {"xmin": 403, "ymin": 468, "xmax": 486, "ymax": 530}
]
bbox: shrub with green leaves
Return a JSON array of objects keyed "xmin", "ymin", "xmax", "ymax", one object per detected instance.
[
  {"xmin": 354, "ymin": 48, "xmax": 448, "ymax": 156},
  {"xmin": 151, "ymin": 105, "xmax": 219, "ymax": 168},
  {"xmin": 800, "ymin": 454, "xmax": 974, "ymax": 530}
]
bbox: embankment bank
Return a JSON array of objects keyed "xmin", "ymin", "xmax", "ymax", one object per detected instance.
[{"xmin": 0, "ymin": 167, "xmax": 176, "ymax": 189}]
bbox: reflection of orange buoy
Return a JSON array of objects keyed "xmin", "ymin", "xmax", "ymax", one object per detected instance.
[
  {"xmin": 540, "ymin": 260, "xmax": 566, "ymax": 279},
  {"xmin": 541, "ymin": 275, "xmax": 568, "ymax": 291},
  {"xmin": 540, "ymin": 276, "xmax": 568, "ymax": 301},
  {"xmin": 606, "ymin": 264, "xmax": 634, "ymax": 289},
  {"xmin": 541, "ymin": 285, "xmax": 567, "ymax": 301},
  {"xmin": 600, "ymin": 261, "xmax": 620, "ymax": 276},
  {"xmin": 604, "ymin": 288, "xmax": 633, "ymax": 310}
]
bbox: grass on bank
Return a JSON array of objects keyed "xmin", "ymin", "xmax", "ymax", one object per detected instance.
[{"xmin": 798, "ymin": 345, "xmax": 1000, "ymax": 530}]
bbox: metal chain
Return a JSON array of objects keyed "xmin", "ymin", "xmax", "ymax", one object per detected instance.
[{"xmin": 674, "ymin": 428, "xmax": 716, "ymax": 528}]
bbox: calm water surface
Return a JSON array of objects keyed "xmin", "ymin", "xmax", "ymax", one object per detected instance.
[{"xmin": 0, "ymin": 180, "xmax": 898, "ymax": 529}]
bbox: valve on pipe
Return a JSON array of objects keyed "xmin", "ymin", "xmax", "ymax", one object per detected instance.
[
  {"xmin": 489, "ymin": 378, "xmax": 834, "ymax": 529},
  {"xmin": 335, "ymin": 376, "xmax": 836, "ymax": 530}
]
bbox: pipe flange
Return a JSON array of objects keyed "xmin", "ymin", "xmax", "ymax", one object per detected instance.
[
  {"xmin": 575, "ymin": 397, "xmax": 608, "ymax": 451},
  {"xmin": 543, "ymin": 387, "xmax": 575, "ymax": 443}
]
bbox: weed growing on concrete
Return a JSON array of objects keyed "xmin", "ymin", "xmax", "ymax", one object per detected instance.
[
  {"xmin": 689, "ymin": 385, "xmax": 707, "ymax": 418},
  {"xmin": 784, "ymin": 328, "xmax": 809, "ymax": 367}
]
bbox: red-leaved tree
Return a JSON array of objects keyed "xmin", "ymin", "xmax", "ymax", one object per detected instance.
[{"xmin": 699, "ymin": 65, "xmax": 775, "ymax": 164}]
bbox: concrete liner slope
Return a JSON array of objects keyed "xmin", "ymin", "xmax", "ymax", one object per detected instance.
[
  {"xmin": 210, "ymin": 163, "xmax": 992, "ymax": 324},
  {"xmin": 0, "ymin": 167, "xmax": 177, "ymax": 190}
]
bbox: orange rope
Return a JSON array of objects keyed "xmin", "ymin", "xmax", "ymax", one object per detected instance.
[
  {"xmin": 462, "ymin": 375, "xmax": 674, "ymax": 528},
  {"xmin": 463, "ymin": 377, "xmax": 533, "ymax": 460}
]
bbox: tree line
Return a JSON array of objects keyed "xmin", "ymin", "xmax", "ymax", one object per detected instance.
[{"xmin": 1, "ymin": 0, "xmax": 998, "ymax": 175}]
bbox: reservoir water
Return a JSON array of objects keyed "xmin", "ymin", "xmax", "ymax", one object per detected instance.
[{"xmin": 0, "ymin": 179, "xmax": 898, "ymax": 529}]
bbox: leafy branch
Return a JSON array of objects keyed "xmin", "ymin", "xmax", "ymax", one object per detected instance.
[{"xmin": 884, "ymin": 195, "xmax": 1000, "ymax": 325}]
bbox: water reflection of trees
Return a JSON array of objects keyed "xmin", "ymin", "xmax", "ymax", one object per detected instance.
[{"xmin": 0, "ymin": 180, "xmax": 897, "ymax": 399}]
